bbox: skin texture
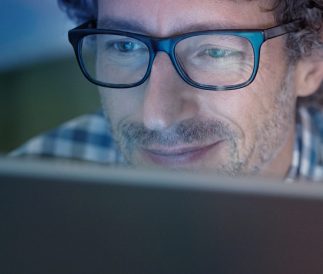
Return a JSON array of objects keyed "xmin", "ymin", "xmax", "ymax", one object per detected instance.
[{"xmin": 97, "ymin": 0, "xmax": 318, "ymax": 178}]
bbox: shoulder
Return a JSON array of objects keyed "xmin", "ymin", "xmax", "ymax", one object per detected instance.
[{"xmin": 10, "ymin": 111, "xmax": 123, "ymax": 164}]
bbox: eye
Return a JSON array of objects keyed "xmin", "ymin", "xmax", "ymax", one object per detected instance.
[
  {"xmin": 203, "ymin": 48, "xmax": 237, "ymax": 59},
  {"xmin": 111, "ymin": 40, "xmax": 142, "ymax": 53},
  {"xmin": 115, "ymin": 41, "xmax": 135, "ymax": 52}
]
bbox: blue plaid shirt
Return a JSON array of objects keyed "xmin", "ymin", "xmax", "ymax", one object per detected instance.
[{"xmin": 11, "ymin": 105, "xmax": 323, "ymax": 182}]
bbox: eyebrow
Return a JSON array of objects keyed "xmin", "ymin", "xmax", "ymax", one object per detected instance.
[
  {"xmin": 98, "ymin": 17, "xmax": 148, "ymax": 33},
  {"xmin": 97, "ymin": 16, "xmax": 238, "ymax": 36}
]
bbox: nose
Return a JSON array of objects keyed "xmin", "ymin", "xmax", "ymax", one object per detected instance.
[{"xmin": 142, "ymin": 52, "xmax": 198, "ymax": 130}]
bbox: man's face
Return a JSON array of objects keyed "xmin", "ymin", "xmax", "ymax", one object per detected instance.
[{"xmin": 98, "ymin": 0, "xmax": 298, "ymax": 178}]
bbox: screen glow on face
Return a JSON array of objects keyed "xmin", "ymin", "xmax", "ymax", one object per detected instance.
[{"xmin": 175, "ymin": 34, "xmax": 254, "ymax": 86}]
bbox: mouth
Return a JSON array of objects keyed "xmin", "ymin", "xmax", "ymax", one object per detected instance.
[{"xmin": 140, "ymin": 141, "xmax": 224, "ymax": 166}]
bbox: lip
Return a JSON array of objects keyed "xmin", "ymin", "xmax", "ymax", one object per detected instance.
[{"xmin": 140, "ymin": 141, "xmax": 224, "ymax": 166}]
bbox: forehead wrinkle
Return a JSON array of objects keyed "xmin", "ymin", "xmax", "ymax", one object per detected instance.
[
  {"xmin": 98, "ymin": 16, "xmax": 250, "ymax": 37},
  {"xmin": 98, "ymin": 17, "xmax": 148, "ymax": 33},
  {"xmin": 98, "ymin": 0, "xmax": 275, "ymax": 37}
]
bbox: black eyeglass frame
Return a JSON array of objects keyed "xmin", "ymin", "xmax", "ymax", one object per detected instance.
[{"xmin": 68, "ymin": 20, "xmax": 302, "ymax": 91}]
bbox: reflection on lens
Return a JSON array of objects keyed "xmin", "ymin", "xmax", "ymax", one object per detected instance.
[
  {"xmin": 81, "ymin": 34, "xmax": 150, "ymax": 86},
  {"xmin": 175, "ymin": 34, "xmax": 254, "ymax": 86},
  {"xmin": 79, "ymin": 33, "xmax": 254, "ymax": 88}
]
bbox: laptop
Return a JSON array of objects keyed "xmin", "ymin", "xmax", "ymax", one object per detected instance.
[{"xmin": 1, "ymin": 157, "xmax": 323, "ymax": 274}]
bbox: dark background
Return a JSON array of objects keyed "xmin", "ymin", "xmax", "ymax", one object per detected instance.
[{"xmin": 0, "ymin": 0, "xmax": 99, "ymax": 154}]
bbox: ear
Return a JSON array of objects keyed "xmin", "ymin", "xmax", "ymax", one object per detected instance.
[{"xmin": 294, "ymin": 54, "xmax": 323, "ymax": 97}]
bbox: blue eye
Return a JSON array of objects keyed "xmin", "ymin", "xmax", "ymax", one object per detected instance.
[
  {"xmin": 205, "ymin": 48, "xmax": 234, "ymax": 59},
  {"xmin": 114, "ymin": 41, "xmax": 137, "ymax": 52}
]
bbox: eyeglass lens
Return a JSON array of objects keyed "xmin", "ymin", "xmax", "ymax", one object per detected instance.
[{"xmin": 80, "ymin": 33, "xmax": 255, "ymax": 88}]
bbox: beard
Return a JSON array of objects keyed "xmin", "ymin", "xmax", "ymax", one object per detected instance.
[
  {"xmin": 100, "ymin": 67, "xmax": 296, "ymax": 177},
  {"xmin": 114, "ymin": 117, "xmax": 245, "ymax": 175}
]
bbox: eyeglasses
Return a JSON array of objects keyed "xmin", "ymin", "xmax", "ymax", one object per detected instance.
[{"xmin": 68, "ymin": 20, "xmax": 302, "ymax": 91}]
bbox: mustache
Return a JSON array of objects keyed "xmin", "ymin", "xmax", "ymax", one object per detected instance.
[{"xmin": 118, "ymin": 119, "xmax": 238, "ymax": 147}]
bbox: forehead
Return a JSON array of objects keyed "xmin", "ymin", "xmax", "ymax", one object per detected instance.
[{"xmin": 98, "ymin": 0, "xmax": 275, "ymax": 36}]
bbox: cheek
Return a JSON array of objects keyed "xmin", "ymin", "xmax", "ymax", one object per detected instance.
[
  {"xmin": 99, "ymin": 87, "xmax": 145, "ymax": 122},
  {"xmin": 199, "ymin": 91, "xmax": 261, "ymax": 149},
  {"xmin": 199, "ymin": 42, "xmax": 290, "ymax": 143}
]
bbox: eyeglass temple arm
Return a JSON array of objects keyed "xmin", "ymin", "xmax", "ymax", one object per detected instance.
[{"xmin": 264, "ymin": 20, "xmax": 304, "ymax": 41}]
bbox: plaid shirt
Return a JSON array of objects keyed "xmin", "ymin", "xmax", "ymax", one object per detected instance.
[
  {"xmin": 11, "ymin": 105, "xmax": 323, "ymax": 182},
  {"xmin": 287, "ymin": 105, "xmax": 323, "ymax": 182}
]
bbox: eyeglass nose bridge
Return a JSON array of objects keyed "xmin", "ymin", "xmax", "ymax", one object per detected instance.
[
  {"xmin": 147, "ymin": 38, "xmax": 187, "ymax": 84},
  {"xmin": 151, "ymin": 38, "xmax": 174, "ymax": 54}
]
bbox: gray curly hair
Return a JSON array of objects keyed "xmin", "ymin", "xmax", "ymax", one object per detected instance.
[{"xmin": 58, "ymin": 0, "xmax": 323, "ymax": 103}]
